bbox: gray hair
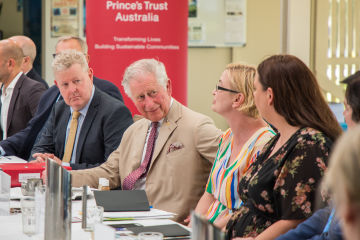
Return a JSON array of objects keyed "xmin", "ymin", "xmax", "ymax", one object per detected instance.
[
  {"xmin": 122, "ymin": 59, "xmax": 168, "ymax": 98},
  {"xmin": 52, "ymin": 49, "xmax": 88, "ymax": 73},
  {"xmin": 324, "ymin": 124, "xmax": 360, "ymax": 206},
  {"xmin": 56, "ymin": 36, "xmax": 88, "ymax": 54}
]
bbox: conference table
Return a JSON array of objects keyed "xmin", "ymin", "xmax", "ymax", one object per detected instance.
[{"xmin": 0, "ymin": 188, "xmax": 190, "ymax": 240}]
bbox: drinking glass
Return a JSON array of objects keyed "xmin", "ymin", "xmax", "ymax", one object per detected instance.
[
  {"xmin": 138, "ymin": 232, "xmax": 163, "ymax": 240},
  {"xmin": 86, "ymin": 205, "xmax": 104, "ymax": 231},
  {"xmin": 21, "ymin": 178, "xmax": 43, "ymax": 196},
  {"xmin": 21, "ymin": 196, "xmax": 38, "ymax": 238}
]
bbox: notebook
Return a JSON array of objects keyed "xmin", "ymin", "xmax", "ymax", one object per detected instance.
[
  {"xmin": 94, "ymin": 190, "xmax": 150, "ymax": 212},
  {"xmin": 127, "ymin": 224, "xmax": 190, "ymax": 238}
]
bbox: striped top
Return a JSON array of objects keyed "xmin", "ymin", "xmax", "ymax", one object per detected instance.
[{"xmin": 205, "ymin": 127, "xmax": 275, "ymax": 223}]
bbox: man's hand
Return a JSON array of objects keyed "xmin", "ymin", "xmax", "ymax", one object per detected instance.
[
  {"xmin": 41, "ymin": 169, "xmax": 47, "ymax": 185},
  {"xmin": 31, "ymin": 153, "xmax": 62, "ymax": 165},
  {"xmin": 183, "ymin": 215, "xmax": 191, "ymax": 227},
  {"xmin": 34, "ymin": 153, "xmax": 62, "ymax": 185}
]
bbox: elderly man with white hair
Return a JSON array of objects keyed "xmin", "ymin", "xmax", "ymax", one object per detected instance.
[{"xmin": 71, "ymin": 58, "xmax": 222, "ymax": 222}]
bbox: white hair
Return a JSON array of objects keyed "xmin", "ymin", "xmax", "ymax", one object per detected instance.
[
  {"xmin": 122, "ymin": 59, "xmax": 168, "ymax": 98},
  {"xmin": 324, "ymin": 124, "xmax": 360, "ymax": 207}
]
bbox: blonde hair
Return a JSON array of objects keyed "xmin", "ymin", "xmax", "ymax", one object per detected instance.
[
  {"xmin": 324, "ymin": 125, "xmax": 360, "ymax": 206},
  {"xmin": 52, "ymin": 49, "xmax": 88, "ymax": 73},
  {"xmin": 225, "ymin": 63, "xmax": 258, "ymax": 118}
]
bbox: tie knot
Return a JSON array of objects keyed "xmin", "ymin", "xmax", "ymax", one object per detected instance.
[
  {"xmin": 72, "ymin": 111, "xmax": 81, "ymax": 120},
  {"xmin": 151, "ymin": 122, "xmax": 159, "ymax": 128}
]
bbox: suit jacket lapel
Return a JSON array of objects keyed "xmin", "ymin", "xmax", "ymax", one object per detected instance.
[
  {"xmin": 57, "ymin": 105, "xmax": 70, "ymax": 158},
  {"xmin": 130, "ymin": 121, "xmax": 150, "ymax": 171},
  {"xmin": 6, "ymin": 74, "xmax": 24, "ymax": 132},
  {"xmin": 74, "ymin": 89, "xmax": 100, "ymax": 164},
  {"xmin": 148, "ymin": 100, "xmax": 181, "ymax": 170}
]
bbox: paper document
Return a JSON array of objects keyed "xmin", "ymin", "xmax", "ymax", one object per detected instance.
[
  {"xmin": 10, "ymin": 187, "xmax": 22, "ymax": 200},
  {"xmin": 103, "ymin": 208, "xmax": 176, "ymax": 221},
  {"xmin": 0, "ymin": 156, "xmax": 27, "ymax": 163}
]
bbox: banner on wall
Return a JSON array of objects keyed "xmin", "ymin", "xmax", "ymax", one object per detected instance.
[{"xmin": 86, "ymin": 0, "xmax": 188, "ymax": 115}]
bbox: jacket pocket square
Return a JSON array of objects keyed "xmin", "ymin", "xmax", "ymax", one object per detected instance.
[{"xmin": 167, "ymin": 142, "xmax": 184, "ymax": 154}]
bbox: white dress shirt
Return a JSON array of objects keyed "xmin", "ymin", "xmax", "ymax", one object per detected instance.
[
  {"xmin": 1, "ymin": 72, "xmax": 23, "ymax": 139},
  {"xmin": 133, "ymin": 98, "xmax": 174, "ymax": 190}
]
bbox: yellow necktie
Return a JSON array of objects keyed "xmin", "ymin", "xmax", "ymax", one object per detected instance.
[{"xmin": 62, "ymin": 111, "xmax": 81, "ymax": 163}]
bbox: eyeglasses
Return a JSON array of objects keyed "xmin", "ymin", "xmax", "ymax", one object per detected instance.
[{"xmin": 215, "ymin": 84, "xmax": 239, "ymax": 94}]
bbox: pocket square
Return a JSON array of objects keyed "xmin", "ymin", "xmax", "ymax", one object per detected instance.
[{"xmin": 167, "ymin": 142, "xmax": 184, "ymax": 154}]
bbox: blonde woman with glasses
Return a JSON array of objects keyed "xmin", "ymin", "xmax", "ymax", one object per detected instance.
[{"xmin": 187, "ymin": 63, "xmax": 275, "ymax": 229}]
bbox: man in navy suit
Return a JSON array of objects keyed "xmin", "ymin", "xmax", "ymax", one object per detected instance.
[
  {"xmin": 31, "ymin": 49, "xmax": 133, "ymax": 169},
  {"xmin": 0, "ymin": 39, "xmax": 46, "ymax": 140},
  {"xmin": 10, "ymin": 35, "xmax": 49, "ymax": 89},
  {"xmin": 0, "ymin": 36, "xmax": 125, "ymax": 159}
]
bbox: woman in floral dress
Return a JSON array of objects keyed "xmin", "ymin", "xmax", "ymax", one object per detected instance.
[
  {"xmin": 226, "ymin": 55, "xmax": 343, "ymax": 239},
  {"xmin": 189, "ymin": 63, "xmax": 275, "ymax": 229}
]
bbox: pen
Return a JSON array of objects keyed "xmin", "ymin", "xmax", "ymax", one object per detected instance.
[{"xmin": 104, "ymin": 217, "xmax": 135, "ymax": 221}]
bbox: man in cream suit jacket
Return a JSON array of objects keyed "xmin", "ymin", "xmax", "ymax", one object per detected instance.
[{"xmin": 72, "ymin": 59, "xmax": 222, "ymax": 222}]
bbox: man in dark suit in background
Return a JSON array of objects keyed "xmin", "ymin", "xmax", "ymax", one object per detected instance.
[
  {"xmin": 0, "ymin": 39, "xmax": 46, "ymax": 140},
  {"xmin": 31, "ymin": 49, "xmax": 133, "ymax": 169},
  {"xmin": 10, "ymin": 35, "xmax": 49, "ymax": 89},
  {"xmin": 0, "ymin": 36, "xmax": 125, "ymax": 158}
]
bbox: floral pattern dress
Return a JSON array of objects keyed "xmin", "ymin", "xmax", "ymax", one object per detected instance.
[{"xmin": 225, "ymin": 127, "xmax": 333, "ymax": 239}]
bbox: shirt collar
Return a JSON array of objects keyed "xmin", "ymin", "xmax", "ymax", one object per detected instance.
[
  {"xmin": 70, "ymin": 86, "xmax": 95, "ymax": 116},
  {"xmin": 5, "ymin": 72, "xmax": 23, "ymax": 91}
]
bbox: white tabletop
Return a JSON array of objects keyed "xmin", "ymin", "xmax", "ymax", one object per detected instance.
[
  {"xmin": 0, "ymin": 190, "xmax": 189, "ymax": 240},
  {"xmin": 0, "ymin": 200, "xmax": 92, "ymax": 240}
]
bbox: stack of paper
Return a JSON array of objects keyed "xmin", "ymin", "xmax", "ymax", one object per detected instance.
[
  {"xmin": 103, "ymin": 208, "xmax": 176, "ymax": 221},
  {"xmin": 10, "ymin": 187, "xmax": 22, "ymax": 200},
  {"xmin": 0, "ymin": 156, "xmax": 27, "ymax": 163}
]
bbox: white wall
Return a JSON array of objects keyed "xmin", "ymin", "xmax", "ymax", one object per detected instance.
[
  {"xmin": 41, "ymin": 0, "xmax": 84, "ymax": 86},
  {"xmin": 189, "ymin": 0, "xmax": 284, "ymax": 130}
]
